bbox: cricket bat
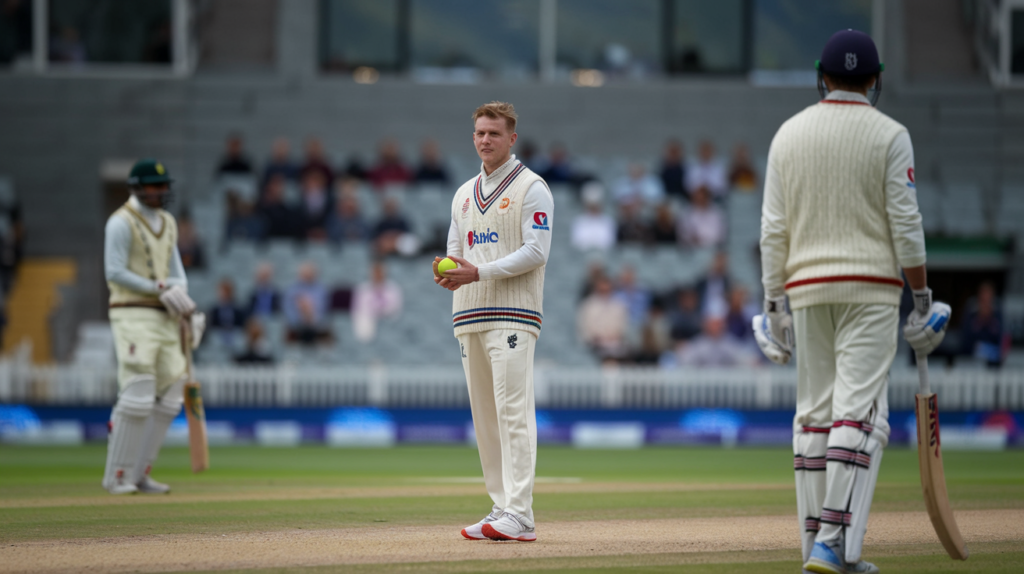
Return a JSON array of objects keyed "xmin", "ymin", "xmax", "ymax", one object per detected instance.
[
  {"xmin": 915, "ymin": 354, "xmax": 967, "ymax": 560},
  {"xmin": 181, "ymin": 317, "xmax": 209, "ymax": 473}
]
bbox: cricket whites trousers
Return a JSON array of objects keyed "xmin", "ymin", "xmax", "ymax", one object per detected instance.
[
  {"xmin": 458, "ymin": 328, "xmax": 538, "ymax": 524},
  {"xmin": 792, "ymin": 303, "xmax": 895, "ymax": 564}
]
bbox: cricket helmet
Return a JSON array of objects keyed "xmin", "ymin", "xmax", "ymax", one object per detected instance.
[{"xmin": 127, "ymin": 159, "xmax": 174, "ymax": 208}]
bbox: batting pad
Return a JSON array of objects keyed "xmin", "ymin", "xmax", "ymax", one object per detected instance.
[
  {"xmin": 104, "ymin": 377, "xmax": 156, "ymax": 490},
  {"xmin": 134, "ymin": 376, "xmax": 186, "ymax": 484},
  {"xmin": 818, "ymin": 417, "xmax": 890, "ymax": 562},
  {"xmin": 794, "ymin": 427, "xmax": 828, "ymax": 562}
]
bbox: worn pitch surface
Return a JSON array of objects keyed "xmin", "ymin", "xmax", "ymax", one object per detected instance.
[{"xmin": 2, "ymin": 446, "xmax": 1023, "ymax": 573}]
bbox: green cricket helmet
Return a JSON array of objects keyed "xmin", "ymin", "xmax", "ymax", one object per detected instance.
[{"xmin": 127, "ymin": 159, "xmax": 175, "ymax": 208}]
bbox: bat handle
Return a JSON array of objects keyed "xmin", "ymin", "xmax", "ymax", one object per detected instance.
[{"xmin": 916, "ymin": 353, "xmax": 930, "ymax": 395}]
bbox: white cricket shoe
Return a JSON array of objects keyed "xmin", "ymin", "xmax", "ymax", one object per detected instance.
[
  {"xmin": 480, "ymin": 512, "xmax": 536, "ymax": 542},
  {"xmin": 137, "ymin": 475, "xmax": 171, "ymax": 494},
  {"xmin": 103, "ymin": 470, "xmax": 138, "ymax": 495},
  {"xmin": 460, "ymin": 508, "xmax": 503, "ymax": 540},
  {"xmin": 846, "ymin": 560, "xmax": 879, "ymax": 574}
]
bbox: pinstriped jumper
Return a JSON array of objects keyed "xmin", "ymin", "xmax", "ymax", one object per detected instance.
[
  {"xmin": 769, "ymin": 100, "xmax": 909, "ymax": 310},
  {"xmin": 451, "ymin": 158, "xmax": 547, "ymax": 338}
]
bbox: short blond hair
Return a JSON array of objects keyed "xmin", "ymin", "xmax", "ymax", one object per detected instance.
[{"xmin": 472, "ymin": 101, "xmax": 517, "ymax": 133}]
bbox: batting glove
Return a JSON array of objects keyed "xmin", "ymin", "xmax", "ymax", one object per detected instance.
[
  {"xmin": 752, "ymin": 296, "xmax": 794, "ymax": 365},
  {"xmin": 903, "ymin": 288, "xmax": 951, "ymax": 356},
  {"xmin": 159, "ymin": 285, "xmax": 197, "ymax": 317},
  {"xmin": 190, "ymin": 312, "xmax": 206, "ymax": 349}
]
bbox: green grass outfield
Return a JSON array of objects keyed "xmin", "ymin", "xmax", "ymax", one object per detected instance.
[{"xmin": 2, "ymin": 445, "xmax": 1023, "ymax": 573}]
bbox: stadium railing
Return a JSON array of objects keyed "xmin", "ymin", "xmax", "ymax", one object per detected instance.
[{"xmin": 2, "ymin": 360, "xmax": 1023, "ymax": 412}]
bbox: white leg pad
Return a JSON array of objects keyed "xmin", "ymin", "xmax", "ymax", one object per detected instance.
[
  {"xmin": 794, "ymin": 428, "xmax": 829, "ymax": 562},
  {"xmin": 133, "ymin": 376, "xmax": 186, "ymax": 484},
  {"xmin": 818, "ymin": 418, "xmax": 889, "ymax": 563},
  {"xmin": 103, "ymin": 376, "xmax": 156, "ymax": 491}
]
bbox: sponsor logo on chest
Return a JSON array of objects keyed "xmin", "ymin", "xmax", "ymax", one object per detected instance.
[
  {"xmin": 461, "ymin": 198, "xmax": 471, "ymax": 218},
  {"xmin": 467, "ymin": 228, "xmax": 499, "ymax": 248},
  {"xmin": 497, "ymin": 197, "xmax": 513, "ymax": 215}
]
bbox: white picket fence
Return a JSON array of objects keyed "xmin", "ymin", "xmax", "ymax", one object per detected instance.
[{"xmin": 2, "ymin": 359, "xmax": 1024, "ymax": 411}]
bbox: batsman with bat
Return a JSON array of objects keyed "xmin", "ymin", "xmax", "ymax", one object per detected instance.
[
  {"xmin": 102, "ymin": 159, "xmax": 207, "ymax": 494},
  {"xmin": 753, "ymin": 30, "xmax": 952, "ymax": 573}
]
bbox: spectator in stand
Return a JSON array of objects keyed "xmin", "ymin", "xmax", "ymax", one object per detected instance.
[
  {"xmin": 288, "ymin": 293, "xmax": 334, "ymax": 346},
  {"xmin": 728, "ymin": 143, "xmax": 759, "ymax": 192},
  {"xmin": 659, "ymin": 139, "xmax": 687, "ymax": 198},
  {"xmin": 613, "ymin": 163, "xmax": 664, "ymax": 207},
  {"xmin": 540, "ymin": 143, "xmax": 575, "ymax": 184},
  {"xmin": 571, "ymin": 182, "xmax": 616, "ymax": 251},
  {"xmin": 176, "ymin": 215, "xmax": 205, "ymax": 269},
  {"xmin": 326, "ymin": 193, "xmax": 371, "ymax": 243},
  {"xmin": 342, "ymin": 153, "xmax": 369, "ymax": 181},
  {"xmin": 248, "ymin": 262, "xmax": 281, "ymax": 318},
  {"xmin": 669, "ymin": 287, "xmax": 702, "ymax": 342},
  {"xmin": 960, "ymin": 282, "xmax": 1008, "ymax": 367},
  {"xmin": 617, "ymin": 202, "xmax": 653, "ymax": 244},
  {"xmin": 686, "ymin": 139, "xmax": 727, "ymax": 198},
  {"xmin": 300, "ymin": 137, "xmax": 334, "ymax": 188},
  {"xmin": 299, "ymin": 168, "xmax": 332, "ymax": 239},
  {"xmin": 373, "ymin": 197, "xmax": 412, "ymax": 256},
  {"xmin": 578, "ymin": 276, "xmax": 629, "ymax": 360},
  {"xmin": 676, "ymin": 315, "xmax": 758, "ymax": 367},
  {"xmin": 651, "ymin": 203, "xmax": 678, "ymax": 244},
  {"xmin": 613, "ymin": 266, "xmax": 650, "ymax": 328},
  {"xmin": 208, "ymin": 279, "xmax": 248, "ymax": 348},
  {"xmin": 262, "ymin": 137, "xmax": 297, "ymax": 185},
  {"xmin": 414, "ymin": 140, "xmax": 450, "ymax": 185},
  {"xmin": 696, "ymin": 251, "xmax": 731, "ymax": 318},
  {"xmin": 225, "ymin": 190, "xmax": 264, "ymax": 241},
  {"xmin": 283, "ymin": 262, "xmax": 330, "ymax": 343},
  {"xmin": 579, "ymin": 261, "xmax": 608, "ymax": 300},
  {"xmin": 216, "ymin": 133, "xmax": 254, "ymax": 175},
  {"xmin": 235, "ymin": 319, "xmax": 275, "ymax": 364},
  {"xmin": 351, "ymin": 261, "xmax": 403, "ymax": 342},
  {"xmin": 724, "ymin": 287, "xmax": 757, "ymax": 342},
  {"xmin": 678, "ymin": 186, "xmax": 726, "ymax": 247},
  {"xmin": 635, "ymin": 300, "xmax": 673, "ymax": 364},
  {"xmin": 368, "ymin": 140, "xmax": 413, "ymax": 189},
  {"xmin": 258, "ymin": 174, "xmax": 300, "ymax": 239}
]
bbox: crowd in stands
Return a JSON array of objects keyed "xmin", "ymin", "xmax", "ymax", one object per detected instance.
[
  {"xmin": 201, "ymin": 258, "xmax": 403, "ymax": 364},
  {"xmin": 189, "ymin": 133, "xmax": 1017, "ymax": 369},
  {"xmin": 210, "ymin": 135, "xmax": 451, "ymax": 252},
  {"xmin": 577, "ymin": 252, "xmax": 762, "ymax": 367}
]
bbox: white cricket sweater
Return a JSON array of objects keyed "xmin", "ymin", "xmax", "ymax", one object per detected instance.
[
  {"xmin": 447, "ymin": 155, "xmax": 553, "ymax": 338},
  {"xmin": 760, "ymin": 90, "xmax": 927, "ymax": 310}
]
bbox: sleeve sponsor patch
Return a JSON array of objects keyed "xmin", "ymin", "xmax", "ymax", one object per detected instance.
[
  {"xmin": 531, "ymin": 211, "xmax": 550, "ymax": 230},
  {"xmin": 907, "ymin": 167, "xmax": 915, "ymax": 188}
]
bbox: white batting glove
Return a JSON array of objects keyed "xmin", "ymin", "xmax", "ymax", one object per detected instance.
[
  {"xmin": 752, "ymin": 296, "xmax": 794, "ymax": 365},
  {"xmin": 903, "ymin": 288, "xmax": 951, "ymax": 356},
  {"xmin": 190, "ymin": 312, "xmax": 206, "ymax": 349},
  {"xmin": 159, "ymin": 285, "xmax": 197, "ymax": 317}
]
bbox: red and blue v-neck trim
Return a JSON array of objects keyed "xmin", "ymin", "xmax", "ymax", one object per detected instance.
[{"xmin": 474, "ymin": 163, "xmax": 526, "ymax": 215}]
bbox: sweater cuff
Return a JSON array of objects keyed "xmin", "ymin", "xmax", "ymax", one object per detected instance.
[{"xmin": 477, "ymin": 263, "xmax": 497, "ymax": 281}]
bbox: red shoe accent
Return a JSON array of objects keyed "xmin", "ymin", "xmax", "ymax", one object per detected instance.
[
  {"xmin": 460, "ymin": 528, "xmax": 484, "ymax": 540},
  {"xmin": 481, "ymin": 523, "xmax": 536, "ymax": 542}
]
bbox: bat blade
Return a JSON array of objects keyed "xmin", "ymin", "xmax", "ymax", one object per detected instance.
[
  {"xmin": 184, "ymin": 381, "xmax": 210, "ymax": 474},
  {"xmin": 915, "ymin": 392, "xmax": 968, "ymax": 560}
]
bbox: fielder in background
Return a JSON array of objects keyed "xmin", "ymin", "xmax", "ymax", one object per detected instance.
[
  {"xmin": 102, "ymin": 159, "xmax": 206, "ymax": 494},
  {"xmin": 752, "ymin": 30, "xmax": 951, "ymax": 574},
  {"xmin": 433, "ymin": 101, "xmax": 553, "ymax": 542}
]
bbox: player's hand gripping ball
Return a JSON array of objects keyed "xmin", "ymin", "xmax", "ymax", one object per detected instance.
[
  {"xmin": 438, "ymin": 257, "xmax": 458, "ymax": 277},
  {"xmin": 436, "ymin": 257, "xmax": 458, "ymax": 278}
]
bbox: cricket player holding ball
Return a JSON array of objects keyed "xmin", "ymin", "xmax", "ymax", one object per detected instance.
[
  {"xmin": 433, "ymin": 102, "xmax": 553, "ymax": 542},
  {"xmin": 102, "ymin": 159, "xmax": 205, "ymax": 494},
  {"xmin": 753, "ymin": 31, "xmax": 951, "ymax": 573}
]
